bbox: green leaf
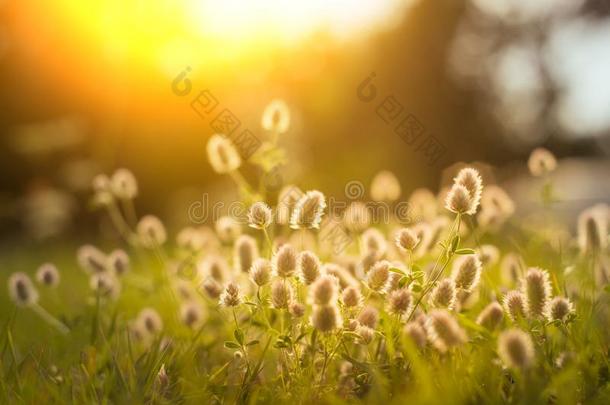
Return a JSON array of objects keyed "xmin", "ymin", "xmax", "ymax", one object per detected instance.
[
  {"xmin": 450, "ymin": 235, "xmax": 461, "ymax": 253},
  {"xmin": 224, "ymin": 341, "xmax": 241, "ymax": 349},
  {"xmin": 389, "ymin": 267, "xmax": 406, "ymax": 275},
  {"xmin": 454, "ymin": 248, "xmax": 475, "ymax": 255},
  {"xmin": 411, "ymin": 282, "xmax": 423, "ymax": 293},
  {"xmin": 246, "ymin": 340, "xmax": 260, "ymax": 346},
  {"xmin": 234, "ymin": 329, "xmax": 244, "ymax": 345}
]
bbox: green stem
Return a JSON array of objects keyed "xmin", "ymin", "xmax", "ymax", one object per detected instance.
[{"xmin": 31, "ymin": 304, "xmax": 69, "ymax": 335}]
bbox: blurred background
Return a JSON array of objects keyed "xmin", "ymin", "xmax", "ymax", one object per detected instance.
[{"xmin": 1, "ymin": 0, "xmax": 609, "ymax": 244}]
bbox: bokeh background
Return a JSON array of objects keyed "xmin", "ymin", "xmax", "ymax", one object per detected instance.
[{"xmin": 1, "ymin": 0, "xmax": 609, "ymax": 245}]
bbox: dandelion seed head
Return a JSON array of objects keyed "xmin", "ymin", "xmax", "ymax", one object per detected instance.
[
  {"xmin": 311, "ymin": 305, "xmax": 342, "ymax": 333},
  {"xmin": 498, "ymin": 329, "xmax": 534, "ymax": 369},
  {"xmin": 452, "ymin": 254, "xmax": 482, "ymax": 292},
  {"xmin": 8, "ymin": 272, "xmax": 38, "ymax": 306},
  {"xmin": 215, "ymin": 216, "xmax": 242, "ymax": 243},
  {"xmin": 430, "ymin": 278, "xmax": 456, "ymax": 310},
  {"xmin": 343, "ymin": 202, "xmax": 370, "ymax": 233},
  {"xmin": 290, "ymin": 190, "xmax": 326, "ymax": 230},
  {"xmin": 395, "ymin": 227, "xmax": 420, "ymax": 252},
  {"xmin": 248, "ymin": 202, "xmax": 273, "ymax": 230},
  {"xmin": 262, "ymin": 99, "xmax": 290, "ymax": 134},
  {"xmin": 137, "ymin": 215, "xmax": 167, "ymax": 248},
  {"xmin": 206, "ymin": 134, "xmax": 241, "ymax": 174},
  {"xmin": 220, "ymin": 282, "xmax": 242, "ymax": 307},
  {"xmin": 522, "ymin": 267, "xmax": 552, "ymax": 319},
  {"xmin": 297, "ymin": 250, "xmax": 321, "ymax": 285},
  {"xmin": 36, "ymin": 263, "xmax": 60, "ymax": 287},
  {"xmin": 426, "ymin": 310, "xmax": 467, "ymax": 352},
  {"xmin": 476, "ymin": 302, "xmax": 504, "ymax": 330},
  {"xmin": 110, "ymin": 168, "xmax": 138, "ymax": 200},
  {"xmin": 370, "ymin": 170, "xmax": 401, "ymax": 202},
  {"xmin": 249, "ymin": 258, "xmax": 272, "ymax": 287},
  {"xmin": 272, "ymin": 244, "xmax": 297, "ymax": 278},
  {"xmin": 234, "ymin": 235, "xmax": 259, "ymax": 273},
  {"xmin": 528, "ymin": 147, "xmax": 557, "ymax": 177},
  {"xmin": 357, "ymin": 306, "xmax": 379, "ymax": 329}
]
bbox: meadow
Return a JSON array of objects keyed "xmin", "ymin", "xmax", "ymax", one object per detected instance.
[{"xmin": 1, "ymin": 103, "xmax": 609, "ymax": 404}]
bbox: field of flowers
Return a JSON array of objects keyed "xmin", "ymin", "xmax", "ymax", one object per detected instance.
[{"xmin": 1, "ymin": 103, "xmax": 609, "ymax": 404}]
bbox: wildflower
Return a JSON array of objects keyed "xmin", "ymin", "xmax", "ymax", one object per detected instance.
[
  {"xmin": 215, "ymin": 216, "xmax": 242, "ymax": 243},
  {"xmin": 176, "ymin": 227, "xmax": 205, "ymax": 251},
  {"xmin": 426, "ymin": 310, "xmax": 467, "ymax": 352},
  {"xmin": 36, "ymin": 263, "xmax": 60, "ymax": 287},
  {"xmin": 430, "ymin": 278, "xmax": 456, "ymax": 310},
  {"xmin": 445, "ymin": 184, "xmax": 475, "ymax": 215},
  {"xmin": 522, "ymin": 267, "xmax": 552, "ymax": 319},
  {"xmin": 288, "ymin": 301, "xmax": 305, "ymax": 318},
  {"xmin": 408, "ymin": 188, "xmax": 438, "ymax": 222},
  {"xmin": 503, "ymin": 290, "xmax": 526, "ymax": 321},
  {"xmin": 297, "ymin": 251, "xmax": 321, "ymax": 285},
  {"xmin": 202, "ymin": 278, "xmax": 223, "ymax": 299},
  {"xmin": 311, "ymin": 305, "xmax": 342, "ymax": 333},
  {"xmin": 234, "ymin": 235, "xmax": 259, "ymax": 273},
  {"xmin": 249, "ymin": 258, "xmax": 272, "ymax": 287},
  {"xmin": 388, "ymin": 288, "xmax": 413, "ymax": 316},
  {"xmin": 500, "ymin": 253, "xmax": 522, "ymax": 286},
  {"xmin": 452, "ymin": 254, "xmax": 482, "ymax": 292},
  {"xmin": 361, "ymin": 228, "xmax": 387, "ymax": 257},
  {"xmin": 324, "ymin": 264, "xmax": 359, "ymax": 290},
  {"xmin": 498, "ymin": 329, "xmax": 534, "ymax": 369},
  {"xmin": 8, "ymin": 272, "xmax": 39, "ymax": 306},
  {"xmin": 137, "ymin": 308, "xmax": 163, "ymax": 335},
  {"xmin": 357, "ymin": 306, "xmax": 379, "ymax": 329},
  {"xmin": 206, "ymin": 134, "xmax": 241, "ymax": 174},
  {"xmin": 386, "ymin": 271, "xmax": 402, "ymax": 293},
  {"xmin": 481, "ymin": 185, "xmax": 515, "ymax": 217},
  {"xmin": 454, "ymin": 168, "xmax": 483, "ymax": 214},
  {"xmin": 198, "ymin": 255, "xmax": 229, "ymax": 283},
  {"xmin": 341, "ymin": 286, "xmax": 363, "ymax": 308},
  {"xmin": 476, "ymin": 302, "xmax": 504, "ymax": 330},
  {"xmin": 366, "ymin": 260, "xmax": 391, "ymax": 292},
  {"xmin": 577, "ymin": 204, "xmax": 608, "ymax": 255},
  {"xmin": 547, "ymin": 296, "xmax": 573, "ymax": 322},
  {"xmin": 276, "ymin": 185, "xmax": 303, "ymax": 225},
  {"xmin": 155, "ymin": 364, "xmax": 169, "ymax": 391},
  {"xmin": 174, "ymin": 279, "xmax": 196, "ymax": 301},
  {"xmin": 309, "ymin": 275, "xmax": 339, "ymax": 306},
  {"xmin": 370, "ymin": 170, "xmax": 401, "ymax": 202},
  {"xmin": 110, "ymin": 168, "xmax": 138, "ymax": 200},
  {"xmin": 248, "ymin": 202, "xmax": 273, "ymax": 230},
  {"xmin": 261, "ymin": 99, "xmax": 290, "ymax": 134},
  {"xmin": 528, "ymin": 147, "xmax": 557, "ymax": 177},
  {"xmin": 272, "ymin": 244, "xmax": 297, "ymax": 278},
  {"xmin": 356, "ymin": 325, "xmax": 375, "ymax": 345},
  {"xmin": 220, "ymin": 282, "xmax": 241, "ymax": 307},
  {"xmin": 89, "ymin": 272, "xmax": 120, "ymax": 299},
  {"xmin": 395, "ymin": 227, "xmax": 420, "ymax": 252},
  {"xmin": 107, "ymin": 249, "xmax": 130, "ymax": 276},
  {"xmin": 343, "ymin": 202, "xmax": 370, "ymax": 233},
  {"xmin": 478, "ymin": 245, "xmax": 499, "ymax": 267},
  {"xmin": 137, "ymin": 215, "xmax": 167, "ymax": 248},
  {"xmin": 77, "ymin": 245, "xmax": 107, "ymax": 273},
  {"xmin": 404, "ymin": 322, "xmax": 427, "ymax": 349},
  {"xmin": 180, "ymin": 302, "xmax": 204, "ymax": 328},
  {"xmin": 271, "ymin": 280, "xmax": 293, "ymax": 309},
  {"xmin": 290, "ymin": 190, "xmax": 326, "ymax": 229}
]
